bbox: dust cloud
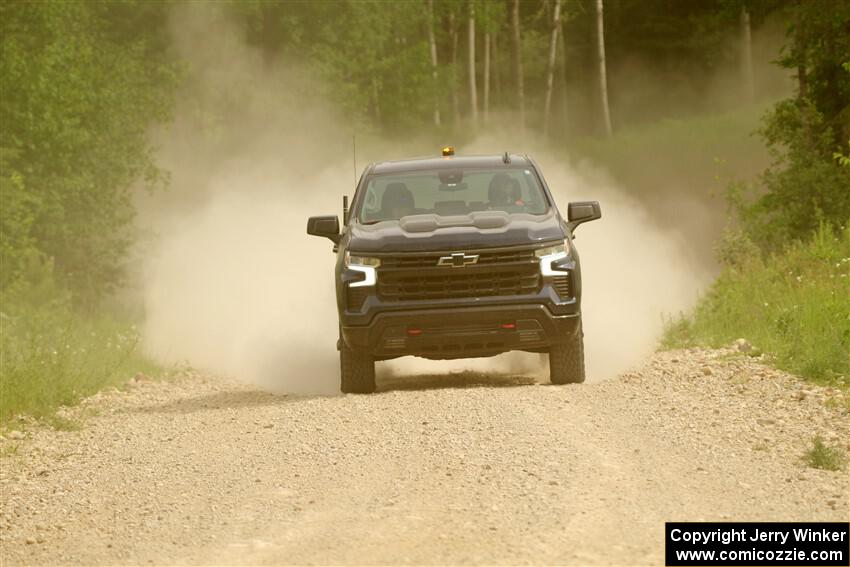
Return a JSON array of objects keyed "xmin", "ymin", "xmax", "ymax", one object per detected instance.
[
  {"xmin": 139, "ymin": 4, "xmax": 352, "ymax": 395},
  {"xmin": 140, "ymin": 3, "xmax": 711, "ymax": 394},
  {"xmin": 383, "ymin": 140, "xmax": 711, "ymax": 382},
  {"xmin": 539, "ymin": 157, "xmax": 710, "ymax": 378}
]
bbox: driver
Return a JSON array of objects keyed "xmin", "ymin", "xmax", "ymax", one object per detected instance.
[
  {"xmin": 488, "ymin": 173, "xmax": 524, "ymax": 208},
  {"xmin": 380, "ymin": 182, "xmax": 415, "ymax": 219}
]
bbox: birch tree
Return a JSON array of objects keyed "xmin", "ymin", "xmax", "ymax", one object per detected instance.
[
  {"xmin": 449, "ymin": 11, "xmax": 460, "ymax": 124},
  {"xmin": 739, "ymin": 4, "xmax": 755, "ymax": 102},
  {"xmin": 478, "ymin": 1, "xmax": 503, "ymax": 126},
  {"xmin": 483, "ymin": 31, "xmax": 490, "ymax": 124},
  {"xmin": 468, "ymin": 0, "xmax": 478, "ymax": 128},
  {"xmin": 595, "ymin": 0, "xmax": 612, "ymax": 136},
  {"xmin": 510, "ymin": 0, "xmax": 525, "ymax": 129},
  {"xmin": 558, "ymin": 16, "xmax": 569, "ymax": 131},
  {"xmin": 491, "ymin": 31, "xmax": 501, "ymax": 111},
  {"xmin": 542, "ymin": 0, "xmax": 561, "ymax": 137},
  {"xmin": 427, "ymin": 0, "xmax": 441, "ymax": 126}
]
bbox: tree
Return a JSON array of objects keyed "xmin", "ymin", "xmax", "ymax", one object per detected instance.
[
  {"xmin": 0, "ymin": 1, "xmax": 178, "ymax": 303},
  {"xmin": 739, "ymin": 1, "xmax": 850, "ymax": 250},
  {"xmin": 427, "ymin": 0, "xmax": 441, "ymax": 126},
  {"xmin": 477, "ymin": 0, "xmax": 504, "ymax": 126},
  {"xmin": 449, "ymin": 10, "xmax": 461, "ymax": 124},
  {"xmin": 542, "ymin": 0, "xmax": 562, "ymax": 137},
  {"xmin": 510, "ymin": 0, "xmax": 525, "ymax": 129},
  {"xmin": 483, "ymin": 30, "xmax": 491, "ymax": 124},
  {"xmin": 557, "ymin": 14, "xmax": 569, "ymax": 133},
  {"xmin": 258, "ymin": 1, "xmax": 433, "ymax": 132},
  {"xmin": 491, "ymin": 29, "xmax": 502, "ymax": 112},
  {"xmin": 468, "ymin": 0, "xmax": 478, "ymax": 128},
  {"xmin": 739, "ymin": 4, "xmax": 755, "ymax": 102},
  {"xmin": 595, "ymin": 0, "xmax": 612, "ymax": 136}
]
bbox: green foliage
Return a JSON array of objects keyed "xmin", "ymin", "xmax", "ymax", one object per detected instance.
[
  {"xmin": 1, "ymin": 0, "xmax": 846, "ymax": 421},
  {"xmin": 834, "ymin": 140, "xmax": 850, "ymax": 169},
  {"xmin": 0, "ymin": 265, "xmax": 160, "ymax": 425},
  {"xmin": 230, "ymin": 0, "xmax": 437, "ymax": 133},
  {"xmin": 734, "ymin": 3, "xmax": 850, "ymax": 251},
  {"xmin": 663, "ymin": 222, "xmax": 850, "ymax": 386},
  {"xmin": 572, "ymin": 102, "xmax": 771, "ymax": 190},
  {"xmin": 0, "ymin": 150, "xmax": 39, "ymax": 290},
  {"xmin": 225, "ymin": 0, "xmax": 766, "ymax": 136},
  {"xmin": 679, "ymin": 3, "xmax": 850, "ymax": 383},
  {"xmin": 802, "ymin": 435, "xmax": 847, "ymax": 472},
  {"xmin": 0, "ymin": 1, "xmax": 179, "ymax": 305},
  {"xmin": 740, "ymin": 99, "xmax": 850, "ymax": 251},
  {"xmin": 713, "ymin": 227, "xmax": 762, "ymax": 269}
]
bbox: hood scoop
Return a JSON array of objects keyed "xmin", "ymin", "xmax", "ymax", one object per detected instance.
[{"xmin": 399, "ymin": 211, "xmax": 510, "ymax": 233}]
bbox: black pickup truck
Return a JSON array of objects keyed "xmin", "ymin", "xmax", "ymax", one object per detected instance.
[{"xmin": 307, "ymin": 148, "xmax": 601, "ymax": 393}]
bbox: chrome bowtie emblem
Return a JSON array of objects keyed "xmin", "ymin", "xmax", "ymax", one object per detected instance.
[{"xmin": 437, "ymin": 252, "xmax": 479, "ymax": 268}]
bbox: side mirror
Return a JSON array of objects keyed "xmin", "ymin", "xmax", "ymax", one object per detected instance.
[
  {"xmin": 566, "ymin": 201, "xmax": 602, "ymax": 234},
  {"xmin": 307, "ymin": 215, "xmax": 341, "ymax": 244}
]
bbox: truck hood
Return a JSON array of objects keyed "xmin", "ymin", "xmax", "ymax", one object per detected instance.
[{"xmin": 348, "ymin": 210, "xmax": 565, "ymax": 253}]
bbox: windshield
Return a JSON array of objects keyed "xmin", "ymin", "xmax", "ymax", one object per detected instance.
[{"xmin": 356, "ymin": 167, "xmax": 549, "ymax": 223}]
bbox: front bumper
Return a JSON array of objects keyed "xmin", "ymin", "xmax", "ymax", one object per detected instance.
[{"xmin": 341, "ymin": 304, "xmax": 581, "ymax": 360}]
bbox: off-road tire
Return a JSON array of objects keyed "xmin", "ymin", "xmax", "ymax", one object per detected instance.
[
  {"xmin": 549, "ymin": 322, "xmax": 586, "ymax": 384},
  {"xmin": 340, "ymin": 342, "xmax": 376, "ymax": 394}
]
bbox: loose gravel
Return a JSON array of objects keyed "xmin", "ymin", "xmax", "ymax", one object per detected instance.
[{"xmin": 1, "ymin": 348, "xmax": 848, "ymax": 565}]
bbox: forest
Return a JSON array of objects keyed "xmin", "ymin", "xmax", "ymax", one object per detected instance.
[{"xmin": 1, "ymin": 0, "xmax": 848, "ymax": 421}]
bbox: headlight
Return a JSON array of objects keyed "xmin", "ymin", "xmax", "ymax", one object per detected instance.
[
  {"xmin": 535, "ymin": 241, "xmax": 569, "ymax": 259},
  {"xmin": 345, "ymin": 252, "xmax": 381, "ymax": 268},
  {"xmin": 345, "ymin": 252, "xmax": 380, "ymax": 288},
  {"xmin": 537, "ymin": 241, "xmax": 570, "ymax": 277}
]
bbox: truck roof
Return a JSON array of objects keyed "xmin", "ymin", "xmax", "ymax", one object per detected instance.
[{"xmin": 370, "ymin": 154, "xmax": 532, "ymax": 175}]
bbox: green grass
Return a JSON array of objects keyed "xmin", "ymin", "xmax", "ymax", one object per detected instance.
[
  {"xmin": 568, "ymin": 102, "xmax": 773, "ymax": 199},
  {"xmin": 565, "ymin": 102, "xmax": 779, "ymax": 267},
  {"xmin": 0, "ymin": 293, "xmax": 161, "ymax": 427},
  {"xmin": 802, "ymin": 436, "xmax": 847, "ymax": 472},
  {"xmin": 663, "ymin": 222, "xmax": 850, "ymax": 387}
]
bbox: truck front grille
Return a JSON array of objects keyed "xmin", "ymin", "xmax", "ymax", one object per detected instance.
[
  {"xmin": 377, "ymin": 248, "xmax": 541, "ymax": 302},
  {"xmin": 552, "ymin": 275, "xmax": 572, "ymax": 299},
  {"xmin": 380, "ymin": 249, "xmax": 536, "ymax": 269}
]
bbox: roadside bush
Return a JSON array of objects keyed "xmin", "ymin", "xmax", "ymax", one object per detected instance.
[
  {"xmin": 738, "ymin": 100, "xmax": 850, "ymax": 252},
  {"xmin": 664, "ymin": 222, "xmax": 850, "ymax": 386},
  {"xmin": 0, "ymin": 262, "xmax": 159, "ymax": 426}
]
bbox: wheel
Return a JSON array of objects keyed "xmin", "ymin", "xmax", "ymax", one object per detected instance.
[
  {"xmin": 549, "ymin": 321, "xmax": 585, "ymax": 384},
  {"xmin": 340, "ymin": 341, "xmax": 376, "ymax": 394}
]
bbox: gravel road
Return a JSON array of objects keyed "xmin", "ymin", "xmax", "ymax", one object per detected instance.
[{"xmin": 1, "ymin": 348, "xmax": 848, "ymax": 565}]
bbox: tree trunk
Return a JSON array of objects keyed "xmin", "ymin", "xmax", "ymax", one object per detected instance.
[
  {"xmin": 492, "ymin": 31, "xmax": 501, "ymax": 109},
  {"xmin": 595, "ymin": 0, "xmax": 612, "ymax": 136},
  {"xmin": 558, "ymin": 16, "xmax": 569, "ymax": 133},
  {"xmin": 542, "ymin": 0, "xmax": 562, "ymax": 137},
  {"xmin": 510, "ymin": 0, "xmax": 525, "ymax": 129},
  {"xmin": 483, "ymin": 31, "xmax": 490, "ymax": 125},
  {"xmin": 372, "ymin": 77, "xmax": 381, "ymax": 124},
  {"xmin": 449, "ymin": 12, "xmax": 460, "ymax": 124},
  {"xmin": 794, "ymin": 8, "xmax": 810, "ymax": 147},
  {"xmin": 468, "ymin": 1, "xmax": 478, "ymax": 128},
  {"xmin": 740, "ymin": 5, "xmax": 755, "ymax": 102},
  {"xmin": 427, "ymin": 0, "xmax": 441, "ymax": 126}
]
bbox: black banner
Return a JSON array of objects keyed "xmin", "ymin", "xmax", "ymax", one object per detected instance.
[{"xmin": 666, "ymin": 522, "xmax": 849, "ymax": 566}]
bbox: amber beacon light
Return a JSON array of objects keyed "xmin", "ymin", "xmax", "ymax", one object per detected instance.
[{"xmin": 441, "ymin": 146, "xmax": 455, "ymax": 157}]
